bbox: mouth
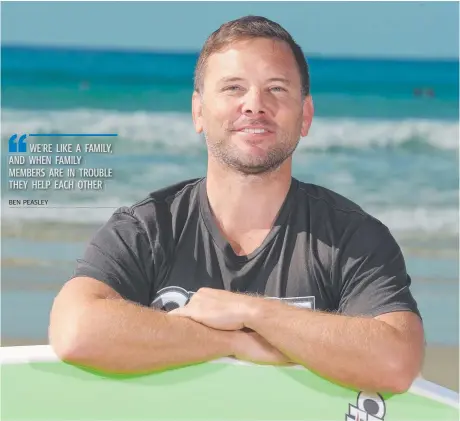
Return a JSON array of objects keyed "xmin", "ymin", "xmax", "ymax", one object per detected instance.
[
  {"xmin": 237, "ymin": 127, "xmax": 272, "ymax": 134},
  {"xmin": 232, "ymin": 125, "xmax": 275, "ymax": 137},
  {"xmin": 232, "ymin": 127, "xmax": 274, "ymax": 147}
]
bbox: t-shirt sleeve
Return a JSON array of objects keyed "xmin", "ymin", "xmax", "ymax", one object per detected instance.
[
  {"xmin": 337, "ymin": 219, "xmax": 422, "ymax": 320},
  {"xmin": 71, "ymin": 208, "xmax": 154, "ymax": 307}
]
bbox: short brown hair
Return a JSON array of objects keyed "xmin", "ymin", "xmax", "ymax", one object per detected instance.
[{"xmin": 194, "ymin": 15, "xmax": 310, "ymax": 98}]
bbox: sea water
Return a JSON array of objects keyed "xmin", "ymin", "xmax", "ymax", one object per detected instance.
[{"xmin": 1, "ymin": 45, "xmax": 458, "ymax": 345}]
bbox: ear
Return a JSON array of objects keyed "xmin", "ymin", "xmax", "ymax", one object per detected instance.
[
  {"xmin": 300, "ymin": 95, "xmax": 314, "ymax": 137},
  {"xmin": 192, "ymin": 91, "xmax": 204, "ymax": 134}
]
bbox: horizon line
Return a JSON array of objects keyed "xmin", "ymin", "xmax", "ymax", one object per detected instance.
[{"xmin": 2, "ymin": 42, "xmax": 459, "ymax": 63}]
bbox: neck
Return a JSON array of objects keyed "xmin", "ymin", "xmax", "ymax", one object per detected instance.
[{"xmin": 205, "ymin": 159, "xmax": 293, "ymax": 243}]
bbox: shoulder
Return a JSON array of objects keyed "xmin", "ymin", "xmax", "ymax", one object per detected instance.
[
  {"xmin": 294, "ymin": 180, "xmax": 393, "ymax": 245},
  {"xmin": 115, "ymin": 178, "xmax": 202, "ymax": 223},
  {"xmin": 296, "ymin": 180, "xmax": 368, "ymax": 217},
  {"xmin": 101, "ymin": 178, "xmax": 203, "ymax": 241}
]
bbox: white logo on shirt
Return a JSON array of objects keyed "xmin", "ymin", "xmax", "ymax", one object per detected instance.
[{"xmin": 150, "ymin": 286, "xmax": 315, "ymax": 311}]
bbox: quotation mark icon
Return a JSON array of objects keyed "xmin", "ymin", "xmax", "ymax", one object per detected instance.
[{"xmin": 9, "ymin": 134, "xmax": 28, "ymax": 153}]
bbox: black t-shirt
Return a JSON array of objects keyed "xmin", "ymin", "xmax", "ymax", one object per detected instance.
[{"xmin": 73, "ymin": 177, "xmax": 421, "ymax": 318}]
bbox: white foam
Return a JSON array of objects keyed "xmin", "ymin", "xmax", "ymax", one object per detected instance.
[
  {"xmin": 307, "ymin": 117, "xmax": 459, "ymax": 151},
  {"xmin": 371, "ymin": 207, "xmax": 459, "ymax": 235},
  {"xmin": 1, "ymin": 109, "xmax": 203, "ymax": 151},
  {"xmin": 2, "ymin": 109, "xmax": 458, "ymax": 151}
]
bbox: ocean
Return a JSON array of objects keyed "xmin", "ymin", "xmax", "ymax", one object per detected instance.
[{"xmin": 1, "ymin": 45, "xmax": 459, "ymax": 346}]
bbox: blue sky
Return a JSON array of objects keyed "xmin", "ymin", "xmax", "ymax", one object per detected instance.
[{"xmin": 1, "ymin": 1, "xmax": 459, "ymax": 59}]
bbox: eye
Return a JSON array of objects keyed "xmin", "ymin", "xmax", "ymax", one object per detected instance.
[
  {"xmin": 270, "ymin": 86, "xmax": 287, "ymax": 92},
  {"xmin": 223, "ymin": 85, "xmax": 242, "ymax": 92}
]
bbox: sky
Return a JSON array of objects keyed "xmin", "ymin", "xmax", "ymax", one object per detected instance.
[{"xmin": 1, "ymin": 1, "xmax": 459, "ymax": 59}]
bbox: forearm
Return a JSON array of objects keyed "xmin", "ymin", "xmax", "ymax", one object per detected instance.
[
  {"xmin": 50, "ymin": 298, "xmax": 234, "ymax": 374},
  {"xmin": 245, "ymin": 300, "xmax": 414, "ymax": 392}
]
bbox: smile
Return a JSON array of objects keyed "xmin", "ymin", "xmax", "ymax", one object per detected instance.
[{"xmin": 240, "ymin": 128, "xmax": 267, "ymax": 134}]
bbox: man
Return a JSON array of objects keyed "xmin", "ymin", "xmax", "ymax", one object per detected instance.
[{"xmin": 49, "ymin": 15, "xmax": 424, "ymax": 394}]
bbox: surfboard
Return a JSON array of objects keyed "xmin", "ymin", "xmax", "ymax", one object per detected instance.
[{"xmin": 1, "ymin": 345, "xmax": 458, "ymax": 420}]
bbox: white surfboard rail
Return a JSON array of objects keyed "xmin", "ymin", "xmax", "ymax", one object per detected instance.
[{"xmin": 1, "ymin": 345, "xmax": 458, "ymax": 409}]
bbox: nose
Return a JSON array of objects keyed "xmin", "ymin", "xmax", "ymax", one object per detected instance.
[{"xmin": 242, "ymin": 88, "xmax": 265, "ymax": 115}]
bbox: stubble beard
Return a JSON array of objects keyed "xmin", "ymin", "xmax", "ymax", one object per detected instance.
[{"xmin": 205, "ymin": 126, "xmax": 301, "ymax": 176}]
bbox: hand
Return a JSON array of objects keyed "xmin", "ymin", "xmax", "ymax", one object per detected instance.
[
  {"xmin": 169, "ymin": 287, "xmax": 258, "ymax": 331},
  {"xmin": 232, "ymin": 330, "xmax": 292, "ymax": 366}
]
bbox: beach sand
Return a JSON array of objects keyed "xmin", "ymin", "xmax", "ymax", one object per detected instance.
[
  {"xmin": 1, "ymin": 337, "xmax": 458, "ymax": 392},
  {"xmin": 421, "ymin": 344, "xmax": 459, "ymax": 392}
]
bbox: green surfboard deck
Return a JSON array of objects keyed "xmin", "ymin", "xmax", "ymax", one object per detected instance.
[{"xmin": 1, "ymin": 347, "xmax": 458, "ymax": 421}]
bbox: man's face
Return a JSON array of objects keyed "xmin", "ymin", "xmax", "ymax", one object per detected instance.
[{"xmin": 192, "ymin": 37, "xmax": 313, "ymax": 175}]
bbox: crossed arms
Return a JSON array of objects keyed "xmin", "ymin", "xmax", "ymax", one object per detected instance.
[
  {"xmin": 49, "ymin": 277, "xmax": 424, "ymax": 394},
  {"xmin": 49, "ymin": 209, "xmax": 425, "ymax": 394}
]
